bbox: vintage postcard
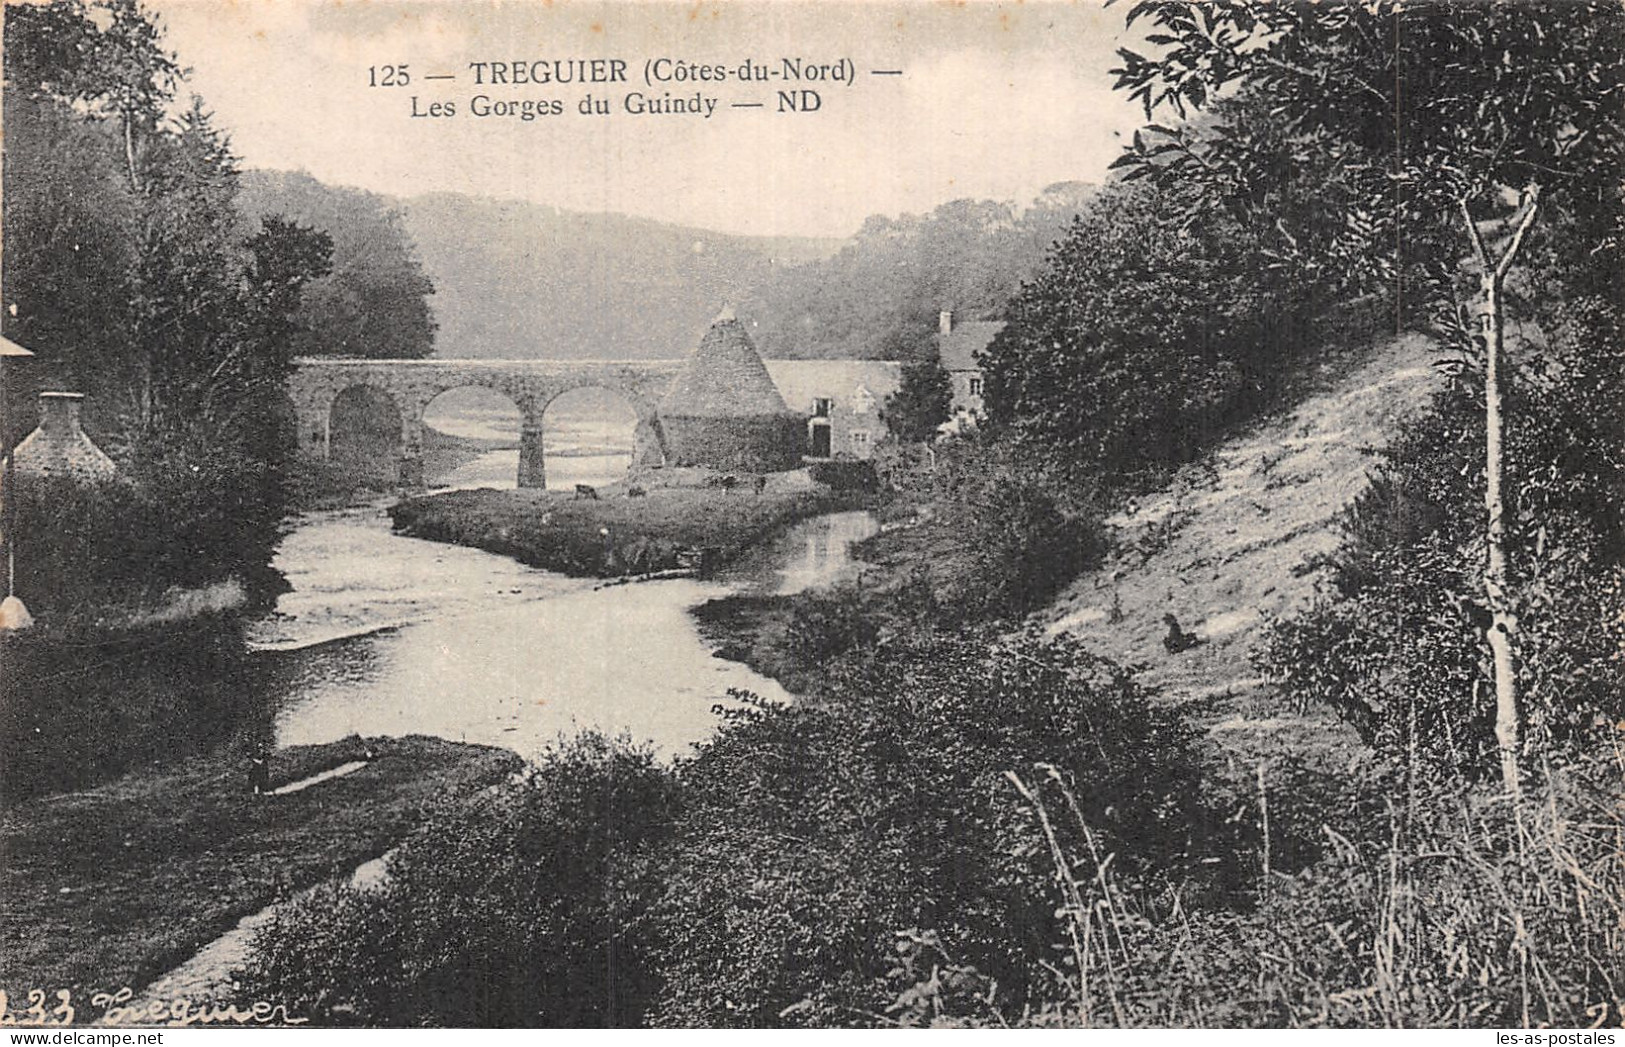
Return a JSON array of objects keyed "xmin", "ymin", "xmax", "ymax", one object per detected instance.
[{"xmin": 1, "ymin": 0, "xmax": 1621, "ymax": 1033}]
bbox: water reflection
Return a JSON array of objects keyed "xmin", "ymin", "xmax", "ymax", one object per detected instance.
[
  {"xmin": 256, "ymin": 507, "xmax": 877, "ymax": 761},
  {"xmin": 717, "ymin": 510, "xmax": 880, "ymax": 595}
]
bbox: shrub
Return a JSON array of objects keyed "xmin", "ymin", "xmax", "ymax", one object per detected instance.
[
  {"xmin": 1257, "ymin": 305, "xmax": 1625, "ymax": 780},
  {"xmin": 645, "ymin": 631, "xmax": 1224, "ymax": 1027},
  {"xmin": 242, "ymin": 734, "xmax": 680, "ymax": 1027},
  {"xmin": 808, "ymin": 458, "xmax": 879, "ymax": 493},
  {"xmin": 0, "ymin": 610, "xmax": 261, "ymax": 800}
]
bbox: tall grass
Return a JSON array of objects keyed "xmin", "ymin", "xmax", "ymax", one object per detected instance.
[{"xmin": 1006, "ymin": 740, "xmax": 1625, "ymax": 1028}]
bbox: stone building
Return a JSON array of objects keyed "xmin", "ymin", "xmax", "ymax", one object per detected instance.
[
  {"xmin": 763, "ymin": 360, "xmax": 902, "ymax": 461},
  {"xmin": 759, "ymin": 309, "xmax": 998, "ymax": 460},
  {"xmin": 935, "ymin": 310, "xmax": 1001, "ymax": 431},
  {"xmin": 657, "ymin": 311, "xmax": 804, "ymax": 472}
]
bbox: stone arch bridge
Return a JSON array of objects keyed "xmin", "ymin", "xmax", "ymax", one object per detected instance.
[{"xmin": 288, "ymin": 358, "xmax": 683, "ymax": 488}]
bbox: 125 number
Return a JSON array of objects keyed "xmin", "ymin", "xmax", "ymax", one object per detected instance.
[{"xmin": 368, "ymin": 65, "xmax": 410, "ymax": 87}]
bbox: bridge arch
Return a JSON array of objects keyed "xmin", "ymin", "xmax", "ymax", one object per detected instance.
[
  {"xmin": 538, "ymin": 385, "xmax": 644, "ymax": 491},
  {"xmin": 288, "ymin": 358, "xmax": 683, "ymax": 490},
  {"xmin": 422, "ymin": 386, "xmax": 525, "ymax": 490},
  {"xmin": 328, "ymin": 383, "xmax": 405, "ymax": 487}
]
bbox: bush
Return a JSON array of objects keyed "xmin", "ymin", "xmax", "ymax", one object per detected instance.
[
  {"xmin": 1055, "ymin": 760, "xmax": 1625, "ymax": 1028},
  {"xmin": 980, "ymin": 181, "xmax": 1327, "ymax": 486},
  {"xmin": 0, "ymin": 611, "xmax": 262, "ymax": 800},
  {"xmin": 242, "ymin": 734, "xmax": 680, "ymax": 1027},
  {"xmin": 645, "ymin": 632, "xmax": 1225, "ymax": 1027},
  {"xmin": 1257, "ymin": 303, "xmax": 1625, "ymax": 779},
  {"xmin": 808, "ymin": 458, "xmax": 879, "ymax": 493}
]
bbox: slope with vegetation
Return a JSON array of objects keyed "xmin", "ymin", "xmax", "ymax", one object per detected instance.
[{"xmin": 1044, "ymin": 326, "xmax": 1444, "ymax": 760}]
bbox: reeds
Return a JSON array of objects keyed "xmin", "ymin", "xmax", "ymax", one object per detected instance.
[{"xmin": 1007, "ymin": 740, "xmax": 1625, "ymax": 1028}]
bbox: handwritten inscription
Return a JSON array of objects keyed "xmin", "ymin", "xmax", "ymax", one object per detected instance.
[{"xmin": 0, "ymin": 988, "xmax": 306, "ymax": 1027}]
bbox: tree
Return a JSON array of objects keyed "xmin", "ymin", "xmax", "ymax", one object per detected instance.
[
  {"xmin": 980, "ymin": 180, "xmax": 1317, "ymax": 484},
  {"xmin": 236, "ymin": 171, "xmax": 436, "ymax": 360},
  {"xmin": 3, "ymin": 0, "xmax": 336, "ymax": 608},
  {"xmin": 1109, "ymin": 0, "xmax": 1625, "ymax": 795},
  {"xmin": 881, "ymin": 355, "xmax": 954, "ymax": 443}
]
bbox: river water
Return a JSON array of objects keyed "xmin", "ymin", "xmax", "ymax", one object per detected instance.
[{"xmin": 249, "ymin": 493, "xmax": 877, "ymax": 762}]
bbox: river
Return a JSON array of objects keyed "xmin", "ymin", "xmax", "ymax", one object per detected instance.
[{"xmin": 249, "ymin": 494, "xmax": 878, "ymax": 762}]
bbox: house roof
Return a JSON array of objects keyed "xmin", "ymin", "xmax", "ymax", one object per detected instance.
[
  {"xmin": 660, "ymin": 314, "xmax": 793, "ymax": 418},
  {"xmin": 763, "ymin": 360, "xmax": 904, "ymax": 417},
  {"xmin": 938, "ymin": 321, "xmax": 1004, "ymax": 371}
]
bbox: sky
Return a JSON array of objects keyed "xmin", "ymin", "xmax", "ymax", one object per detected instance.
[{"xmin": 150, "ymin": 0, "xmax": 1148, "ymax": 239}]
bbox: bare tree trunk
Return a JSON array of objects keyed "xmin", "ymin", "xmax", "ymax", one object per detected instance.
[
  {"xmin": 1462, "ymin": 187, "xmax": 1541, "ymax": 798},
  {"xmin": 123, "ymin": 110, "xmax": 141, "ymax": 193}
]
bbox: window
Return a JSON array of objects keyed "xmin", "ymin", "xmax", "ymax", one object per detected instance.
[
  {"xmin": 850, "ymin": 430, "xmax": 870, "ymax": 449},
  {"xmin": 813, "ymin": 397, "xmax": 833, "ymax": 417},
  {"xmin": 968, "ymin": 376, "xmax": 984, "ymax": 397}
]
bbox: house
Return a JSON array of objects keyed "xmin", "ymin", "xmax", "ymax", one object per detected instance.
[
  {"xmin": 762, "ymin": 359, "xmax": 902, "ymax": 461},
  {"xmin": 935, "ymin": 310, "xmax": 1001, "ymax": 430},
  {"xmin": 756, "ymin": 309, "xmax": 1002, "ymax": 460}
]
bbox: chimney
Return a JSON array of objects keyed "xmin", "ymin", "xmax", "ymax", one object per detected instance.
[{"xmin": 939, "ymin": 310, "xmax": 953, "ymax": 336}]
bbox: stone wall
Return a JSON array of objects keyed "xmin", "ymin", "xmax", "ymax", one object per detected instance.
[{"xmin": 658, "ymin": 415, "xmax": 804, "ymax": 473}]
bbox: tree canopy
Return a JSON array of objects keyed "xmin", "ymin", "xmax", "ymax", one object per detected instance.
[
  {"xmin": 237, "ymin": 170, "xmax": 436, "ymax": 360},
  {"xmin": 2, "ymin": 0, "xmax": 335, "ymax": 610},
  {"xmin": 880, "ymin": 355, "xmax": 954, "ymax": 444}
]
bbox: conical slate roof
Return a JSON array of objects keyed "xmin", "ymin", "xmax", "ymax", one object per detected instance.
[{"xmin": 660, "ymin": 311, "xmax": 792, "ymax": 418}]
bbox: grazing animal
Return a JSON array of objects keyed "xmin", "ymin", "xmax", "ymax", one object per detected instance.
[
  {"xmin": 753, "ymin": 475, "xmax": 767, "ymax": 496},
  {"xmin": 574, "ymin": 484, "xmax": 599, "ymax": 501},
  {"xmin": 1162, "ymin": 613, "xmax": 1203, "ymax": 654},
  {"xmin": 626, "ymin": 485, "xmax": 647, "ymax": 498}
]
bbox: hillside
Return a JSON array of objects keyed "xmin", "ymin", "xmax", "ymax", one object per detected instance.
[
  {"xmin": 1043, "ymin": 328, "xmax": 1445, "ymax": 768},
  {"xmin": 243, "ymin": 170, "xmax": 1098, "ymax": 364},
  {"xmin": 396, "ymin": 192, "xmax": 841, "ymax": 360}
]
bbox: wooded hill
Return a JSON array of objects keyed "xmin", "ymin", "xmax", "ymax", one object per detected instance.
[{"xmin": 242, "ymin": 170, "xmax": 1097, "ymax": 362}]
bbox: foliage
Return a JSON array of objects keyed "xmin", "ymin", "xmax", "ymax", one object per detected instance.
[
  {"xmin": 244, "ymin": 734, "xmax": 678, "ymax": 1027},
  {"xmin": 867, "ymin": 436, "xmax": 1107, "ymax": 624},
  {"xmin": 1109, "ymin": 0, "xmax": 1625, "ymax": 789},
  {"xmin": 881, "ymin": 356, "xmax": 954, "ymax": 443},
  {"xmin": 241, "ymin": 634, "xmax": 1223, "ymax": 1028},
  {"xmin": 646, "ymin": 632, "xmax": 1220, "ymax": 1027},
  {"xmin": 995, "ymin": 753, "xmax": 1625, "ymax": 1029},
  {"xmin": 980, "ymin": 180, "xmax": 1326, "ymax": 485},
  {"xmin": 237, "ymin": 170, "xmax": 437, "ymax": 360},
  {"xmin": 2, "ymin": 0, "xmax": 335, "ymax": 611},
  {"xmin": 805, "ymin": 458, "xmax": 878, "ymax": 492},
  {"xmin": 743, "ymin": 186, "xmax": 1097, "ymax": 360},
  {"xmin": 1258, "ymin": 295, "xmax": 1625, "ymax": 779},
  {"xmin": 0, "ymin": 733, "xmax": 521, "ymax": 1002},
  {"xmin": 0, "ymin": 607, "xmax": 254, "ymax": 799}
]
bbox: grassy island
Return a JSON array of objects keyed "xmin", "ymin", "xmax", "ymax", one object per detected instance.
[{"xmin": 389, "ymin": 469, "xmax": 873, "ymax": 578}]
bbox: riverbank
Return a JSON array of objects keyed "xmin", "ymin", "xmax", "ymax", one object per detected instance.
[
  {"xmin": 0, "ymin": 734, "xmax": 520, "ymax": 1013},
  {"xmin": 390, "ymin": 473, "xmax": 873, "ymax": 578}
]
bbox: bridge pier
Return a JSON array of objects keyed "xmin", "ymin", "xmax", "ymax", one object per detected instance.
[
  {"xmin": 632, "ymin": 416, "xmax": 665, "ymax": 470},
  {"xmin": 400, "ymin": 409, "xmax": 426, "ymax": 491},
  {"xmin": 518, "ymin": 420, "xmax": 547, "ymax": 489}
]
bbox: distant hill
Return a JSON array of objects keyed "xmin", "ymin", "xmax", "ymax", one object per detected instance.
[
  {"xmin": 395, "ymin": 192, "xmax": 839, "ymax": 360},
  {"xmin": 243, "ymin": 171, "xmax": 1096, "ymax": 364},
  {"xmin": 740, "ymin": 183, "xmax": 1099, "ymax": 361}
]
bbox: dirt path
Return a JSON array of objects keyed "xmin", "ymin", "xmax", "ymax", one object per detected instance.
[{"xmin": 1044, "ymin": 331, "xmax": 1443, "ymax": 769}]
